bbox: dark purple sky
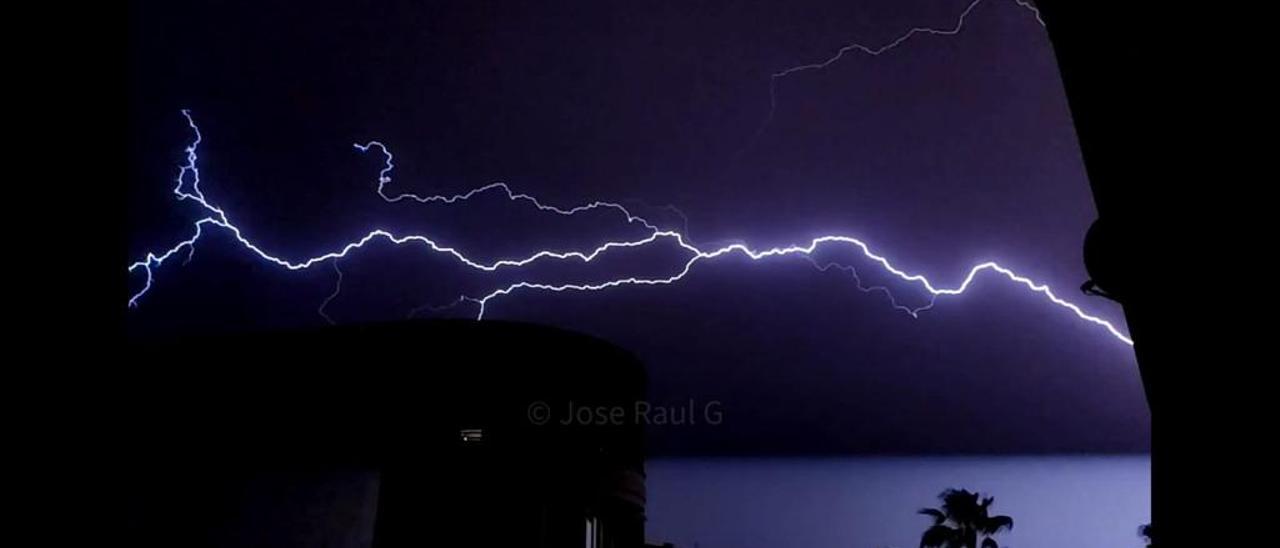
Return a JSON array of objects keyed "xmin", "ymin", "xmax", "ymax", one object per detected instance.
[{"xmin": 128, "ymin": 0, "xmax": 1148, "ymax": 454}]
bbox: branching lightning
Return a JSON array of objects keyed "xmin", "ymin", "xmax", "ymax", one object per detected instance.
[
  {"xmin": 1013, "ymin": 0, "xmax": 1045, "ymax": 26},
  {"xmin": 746, "ymin": 0, "xmax": 1044, "ymax": 150},
  {"xmin": 128, "ymin": 111, "xmax": 1131, "ymax": 345},
  {"xmin": 353, "ymin": 141, "xmax": 665, "ymax": 233},
  {"xmin": 318, "ymin": 259, "xmax": 343, "ymax": 325},
  {"xmin": 128, "ymin": 0, "xmax": 1129, "ymax": 346},
  {"xmin": 800, "ymin": 256, "xmax": 939, "ymax": 318}
]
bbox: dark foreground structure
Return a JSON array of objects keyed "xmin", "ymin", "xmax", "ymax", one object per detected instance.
[
  {"xmin": 1038, "ymin": 3, "xmax": 1231, "ymax": 545},
  {"xmin": 122, "ymin": 320, "xmax": 648, "ymax": 548}
]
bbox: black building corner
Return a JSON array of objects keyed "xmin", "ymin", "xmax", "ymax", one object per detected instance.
[{"xmin": 122, "ymin": 320, "xmax": 651, "ymax": 548}]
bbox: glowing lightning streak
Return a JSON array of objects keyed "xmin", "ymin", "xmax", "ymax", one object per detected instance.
[
  {"xmin": 318, "ymin": 259, "xmax": 343, "ymax": 325},
  {"xmin": 130, "ymin": 117, "xmax": 665, "ymax": 282},
  {"xmin": 469, "ymin": 235, "xmax": 1134, "ymax": 346},
  {"xmin": 353, "ymin": 141, "xmax": 665, "ymax": 233},
  {"xmin": 340, "ymin": 133, "xmax": 1126, "ymax": 344},
  {"xmin": 129, "ymin": 0, "xmax": 1128, "ymax": 346},
  {"xmin": 800, "ymin": 256, "xmax": 939, "ymax": 317},
  {"xmin": 749, "ymin": 0, "xmax": 1044, "ymax": 148},
  {"xmin": 129, "ymin": 110, "xmax": 1132, "ymax": 346},
  {"xmin": 128, "ymin": 112, "xmax": 675, "ymax": 307},
  {"xmin": 1013, "ymin": 0, "xmax": 1046, "ymax": 26}
]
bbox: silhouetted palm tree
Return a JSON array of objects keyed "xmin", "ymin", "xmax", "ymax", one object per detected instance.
[{"xmin": 917, "ymin": 488, "xmax": 1013, "ymax": 548}]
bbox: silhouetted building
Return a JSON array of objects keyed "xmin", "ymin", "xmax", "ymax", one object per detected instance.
[{"xmin": 123, "ymin": 320, "xmax": 649, "ymax": 548}]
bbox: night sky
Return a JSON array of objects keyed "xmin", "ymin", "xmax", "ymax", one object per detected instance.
[{"xmin": 128, "ymin": 0, "xmax": 1148, "ymax": 455}]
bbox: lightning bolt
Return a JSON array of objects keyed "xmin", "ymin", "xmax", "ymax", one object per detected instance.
[
  {"xmin": 129, "ymin": 0, "xmax": 1129, "ymax": 346},
  {"xmin": 468, "ymin": 234, "xmax": 1132, "ymax": 346},
  {"xmin": 1013, "ymin": 0, "xmax": 1045, "ymax": 26},
  {"xmin": 352, "ymin": 140, "xmax": 665, "ymax": 233},
  {"xmin": 799, "ymin": 255, "xmax": 940, "ymax": 318},
  {"xmin": 318, "ymin": 259, "xmax": 343, "ymax": 325},
  {"xmin": 745, "ymin": 0, "xmax": 1044, "ymax": 151},
  {"xmin": 128, "ymin": 111, "xmax": 1131, "ymax": 346}
]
